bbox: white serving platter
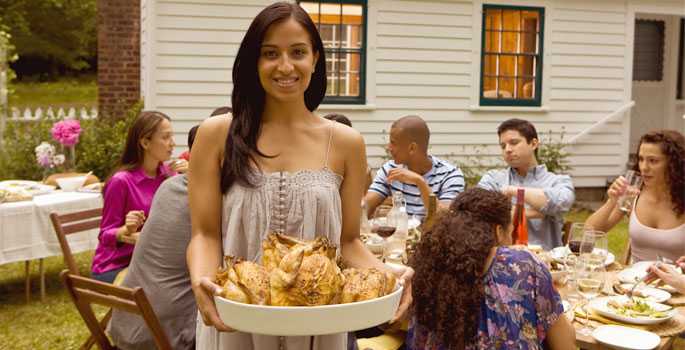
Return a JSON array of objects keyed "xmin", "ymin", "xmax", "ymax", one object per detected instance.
[
  {"xmin": 592, "ymin": 325, "xmax": 660, "ymax": 350},
  {"xmin": 589, "ymin": 295, "xmax": 675, "ymax": 325}
]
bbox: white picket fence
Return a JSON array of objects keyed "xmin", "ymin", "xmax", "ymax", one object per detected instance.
[{"xmin": 9, "ymin": 106, "xmax": 98, "ymax": 121}]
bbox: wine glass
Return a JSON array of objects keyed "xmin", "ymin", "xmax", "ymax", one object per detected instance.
[
  {"xmin": 564, "ymin": 223, "xmax": 587, "ymax": 288},
  {"xmin": 580, "ymin": 230, "xmax": 608, "ymax": 269},
  {"xmin": 371, "ymin": 214, "xmax": 398, "ymax": 263},
  {"xmin": 575, "ymin": 258, "xmax": 607, "ymax": 336}
]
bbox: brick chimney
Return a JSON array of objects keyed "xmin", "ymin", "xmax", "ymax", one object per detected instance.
[{"xmin": 97, "ymin": 0, "xmax": 140, "ymax": 119}]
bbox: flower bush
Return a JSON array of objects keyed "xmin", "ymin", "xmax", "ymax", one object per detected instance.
[
  {"xmin": 51, "ymin": 119, "xmax": 82, "ymax": 147},
  {"xmin": 34, "ymin": 142, "xmax": 65, "ymax": 169}
]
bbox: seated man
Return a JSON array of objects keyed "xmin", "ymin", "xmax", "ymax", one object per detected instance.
[
  {"xmin": 477, "ymin": 118, "xmax": 575, "ymax": 250},
  {"xmin": 106, "ymin": 110, "xmax": 216, "ymax": 349},
  {"xmin": 365, "ymin": 115, "xmax": 465, "ymax": 220}
]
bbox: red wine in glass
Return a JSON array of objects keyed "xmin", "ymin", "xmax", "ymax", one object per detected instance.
[
  {"xmin": 568, "ymin": 241, "xmax": 594, "ymax": 255},
  {"xmin": 375, "ymin": 226, "xmax": 396, "ymax": 238}
]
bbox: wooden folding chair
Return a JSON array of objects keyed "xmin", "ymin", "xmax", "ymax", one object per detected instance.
[
  {"xmin": 50, "ymin": 208, "xmax": 107, "ymax": 350},
  {"xmin": 60, "ymin": 270, "xmax": 172, "ymax": 350},
  {"xmin": 561, "ymin": 220, "xmax": 573, "ymax": 246}
]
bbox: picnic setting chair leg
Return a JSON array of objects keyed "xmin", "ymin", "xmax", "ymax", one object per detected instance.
[
  {"xmin": 80, "ymin": 309, "xmax": 113, "ymax": 350},
  {"xmin": 39, "ymin": 258, "xmax": 46, "ymax": 301},
  {"xmin": 24, "ymin": 260, "xmax": 31, "ymax": 303}
]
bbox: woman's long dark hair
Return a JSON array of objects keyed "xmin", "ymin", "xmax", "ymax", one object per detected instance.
[
  {"xmin": 410, "ymin": 188, "xmax": 512, "ymax": 349},
  {"xmin": 632, "ymin": 130, "xmax": 685, "ymax": 216},
  {"xmin": 221, "ymin": 2, "xmax": 327, "ymax": 192},
  {"xmin": 104, "ymin": 110, "xmax": 171, "ymax": 190}
]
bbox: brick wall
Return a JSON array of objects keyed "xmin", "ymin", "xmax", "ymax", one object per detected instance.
[{"xmin": 97, "ymin": 0, "xmax": 140, "ymax": 119}]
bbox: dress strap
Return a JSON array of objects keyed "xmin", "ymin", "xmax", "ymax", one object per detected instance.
[{"xmin": 323, "ymin": 122, "xmax": 335, "ymax": 169}]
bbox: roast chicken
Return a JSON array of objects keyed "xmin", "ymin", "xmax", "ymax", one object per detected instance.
[
  {"xmin": 216, "ymin": 256, "xmax": 270, "ymax": 305},
  {"xmin": 216, "ymin": 233, "xmax": 396, "ymax": 306},
  {"xmin": 340, "ymin": 268, "xmax": 396, "ymax": 303}
]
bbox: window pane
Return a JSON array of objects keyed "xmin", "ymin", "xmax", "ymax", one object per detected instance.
[
  {"xmin": 521, "ymin": 28, "xmax": 537, "ymax": 54},
  {"xmin": 341, "ymin": 52, "xmax": 361, "ymax": 97},
  {"xmin": 521, "ymin": 11, "xmax": 540, "ymax": 32},
  {"xmin": 502, "ymin": 10, "xmax": 520, "ymax": 31},
  {"xmin": 501, "ymin": 31, "xmax": 517, "ymax": 53},
  {"xmin": 485, "ymin": 9, "xmax": 502, "ymax": 31},
  {"xmin": 517, "ymin": 55, "xmax": 535, "ymax": 77},
  {"xmin": 342, "ymin": 24, "xmax": 362, "ymax": 49},
  {"xmin": 483, "ymin": 77, "xmax": 497, "ymax": 97},
  {"xmin": 498, "ymin": 77, "xmax": 515, "ymax": 98},
  {"xmin": 517, "ymin": 78, "xmax": 535, "ymax": 99},
  {"xmin": 498, "ymin": 55, "xmax": 516, "ymax": 77},
  {"xmin": 484, "ymin": 30, "xmax": 500, "ymax": 53},
  {"xmin": 483, "ymin": 54, "xmax": 498, "ymax": 76}
]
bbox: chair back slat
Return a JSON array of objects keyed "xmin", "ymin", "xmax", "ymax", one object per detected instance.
[
  {"xmin": 76, "ymin": 288, "xmax": 140, "ymax": 315},
  {"xmin": 50, "ymin": 208, "xmax": 102, "ymax": 275},
  {"xmin": 59, "ymin": 208, "xmax": 102, "ymax": 223},
  {"xmin": 62, "ymin": 219, "xmax": 102, "ymax": 235},
  {"xmin": 61, "ymin": 271, "xmax": 173, "ymax": 350}
]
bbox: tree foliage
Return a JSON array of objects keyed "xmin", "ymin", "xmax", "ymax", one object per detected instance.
[{"xmin": 0, "ymin": 0, "xmax": 96, "ymax": 77}]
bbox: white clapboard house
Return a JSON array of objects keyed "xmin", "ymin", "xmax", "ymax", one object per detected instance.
[{"xmin": 140, "ymin": 0, "xmax": 685, "ymax": 188}]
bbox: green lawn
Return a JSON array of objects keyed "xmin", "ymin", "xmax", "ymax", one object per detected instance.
[
  {"xmin": 0, "ymin": 209, "xmax": 631, "ymax": 349},
  {"xmin": 8, "ymin": 76, "xmax": 97, "ymax": 110}
]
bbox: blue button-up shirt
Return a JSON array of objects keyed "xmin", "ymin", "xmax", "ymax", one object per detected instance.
[{"xmin": 477, "ymin": 165, "xmax": 575, "ymax": 250}]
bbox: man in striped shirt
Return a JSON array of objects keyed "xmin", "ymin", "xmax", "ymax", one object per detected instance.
[{"xmin": 364, "ymin": 115, "xmax": 465, "ymax": 221}]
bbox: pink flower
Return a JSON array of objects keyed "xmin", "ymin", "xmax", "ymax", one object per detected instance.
[{"xmin": 51, "ymin": 120, "xmax": 82, "ymax": 147}]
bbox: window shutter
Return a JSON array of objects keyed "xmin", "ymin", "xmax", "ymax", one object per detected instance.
[{"xmin": 633, "ymin": 20, "xmax": 665, "ymax": 82}]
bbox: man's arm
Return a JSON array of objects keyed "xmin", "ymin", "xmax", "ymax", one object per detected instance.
[
  {"xmin": 364, "ymin": 191, "xmax": 386, "ymax": 218},
  {"xmin": 366, "ymin": 165, "xmax": 391, "ymax": 217},
  {"xmin": 436, "ymin": 168, "xmax": 466, "ymax": 210},
  {"xmin": 504, "ymin": 175, "xmax": 575, "ymax": 215}
]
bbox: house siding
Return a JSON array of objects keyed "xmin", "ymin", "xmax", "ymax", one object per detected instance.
[{"xmin": 141, "ymin": 0, "xmax": 679, "ymax": 187}]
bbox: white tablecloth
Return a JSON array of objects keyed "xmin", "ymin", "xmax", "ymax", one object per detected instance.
[{"xmin": 0, "ymin": 191, "xmax": 103, "ymax": 265}]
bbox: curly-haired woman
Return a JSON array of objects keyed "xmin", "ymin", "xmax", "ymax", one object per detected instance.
[
  {"xmin": 407, "ymin": 188, "xmax": 575, "ymax": 350},
  {"xmin": 586, "ymin": 130, "xmax": 685, "ymax": 263}
]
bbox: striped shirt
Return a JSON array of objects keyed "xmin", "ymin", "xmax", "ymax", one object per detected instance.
[{"xmin": 369, "ymin": 156, "xmax": 465, "ymax": 219}]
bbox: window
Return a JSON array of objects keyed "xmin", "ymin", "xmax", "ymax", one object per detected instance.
[
  {"xmin": 677, "ymin": 18, "xmax": 684, "ymax": 99},
  {"xmin": 300, "ymin": 1, "xmax": 366, "ymax": 104},
  {"xmin": 633, "ymin": 19, "xmax": 665, "ymax": 82},
  {"xmin": 480, "ymin": 5, "xmax": 544, "ymax": 107}
]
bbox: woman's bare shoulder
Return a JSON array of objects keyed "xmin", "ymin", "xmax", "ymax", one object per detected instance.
[
  {"xmin": 198, "ymin": 113, "xmax": 232, "ymax": 138},
  {"xmin": 330, "ymin": 120, "xmax": 364, "ymax": 149}
]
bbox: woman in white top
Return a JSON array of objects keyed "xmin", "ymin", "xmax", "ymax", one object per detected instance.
[
  {"xmin": 186, "ymin": 3, "xmax": 412, "ymax": 349},
  {"xmin": 586, "ymin": 130, "xmax": 685, "ymax": 263}
]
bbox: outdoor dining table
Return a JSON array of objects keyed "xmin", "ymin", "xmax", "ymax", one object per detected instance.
[
  {"xmin": 557, "ymin": 264, "xmax": 685, "ymax": 349},
  {"xmin": 0, "ymin": 190, "xmax": 102, "ymax": 301}
]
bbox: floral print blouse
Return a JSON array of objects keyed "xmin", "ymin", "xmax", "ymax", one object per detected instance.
[{"xmin": 407, "ymin": 247, "xmax": 563, "ymax": 349}]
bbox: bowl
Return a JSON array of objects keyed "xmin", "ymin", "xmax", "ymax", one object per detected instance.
[
  {"xmin": 55, "ymin": 176, "xmax": 88, "ymax": 191},
  {"xmin": 214, "ymin": 284, "xmax": 403, "ymax": 336}
]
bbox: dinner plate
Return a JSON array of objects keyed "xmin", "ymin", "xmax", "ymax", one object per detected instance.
[
  {"xmin": 0, "ymin": 180, "xmax": 55, "ymax": 195},
  {"xmin": 550, "ymin": 246, "xmax": 615, "ymax": 267},
  {"xmin": 589, "ymin": 295, "xmax": 675, "ymax": 325},
  {"xmin": 618, "ymin": 284, "xmax": 671, "ymax": 303},
  {"xmin": 215, "ymin": 284, "xmax": 403, "ymax": 336},
  {"xmin": 562, "ymin": 300, "xmax": 574, "ymax": 322},
  {"xmin": 592, "ymin": 325, "xmax": 660, "ymax": 350},
  {"xmin": 617, "ymin": 265, "xmax": 680, "ymax": 294}
]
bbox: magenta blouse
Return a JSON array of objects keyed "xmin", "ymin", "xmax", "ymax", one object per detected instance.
[{"xmin": 91, "ymin": 165, "xmax": 172, "ymax": 274}]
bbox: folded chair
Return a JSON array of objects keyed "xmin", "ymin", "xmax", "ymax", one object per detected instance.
[{"xmin": 61, "ymin": 270, "xmax": 172, "ymax": 350}]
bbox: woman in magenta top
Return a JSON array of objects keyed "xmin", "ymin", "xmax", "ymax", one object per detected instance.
[{"xmin": 91, "ymin": 111, "xmax": 188, "ymax": 283}]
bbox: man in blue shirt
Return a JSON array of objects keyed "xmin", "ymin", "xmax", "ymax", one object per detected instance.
[
  {"xmin": 365, "ymin": 115, "xmax": 465, "ymax": 220},
  {"xmin": 478, "ymin": 118, "xmax": 575, "ymax": 250}
]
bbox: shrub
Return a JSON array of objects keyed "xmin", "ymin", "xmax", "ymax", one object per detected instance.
[
  {"xmin": 0, "ymin": 102, "xmax": 141, "ymax": 181},
  {"xmin": 537, "ymin": 129, "xmax": 572, "ymax": 174}
]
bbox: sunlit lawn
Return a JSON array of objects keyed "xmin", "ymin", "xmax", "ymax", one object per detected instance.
[
  {"xmin": 0, "ymin": 209, "xmax": 641, "ymax": 350},
  {"xmin": 8, "ymin": 76, "xmax": 97, "ymax": 110}
]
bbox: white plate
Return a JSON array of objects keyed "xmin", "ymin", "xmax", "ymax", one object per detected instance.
[
  {"xmin": 589, "ymin": 295, "xmax": 675, "ymax": 325},
  {"xmin": 215, "ymin": 284, "xmax": 403, "ymax": 336},
  {"xmin": 0, "ymin": 180, "xmax": 55, "ymax": 195},
  {"xmin": 562, "ymin": 300, "xmax": 574, "ymax": 322},
  {"xmin": 619, "ymin": 284, "xmax": 671, "ymax": 303},
  {"xmin": 592, "ymin": 325, "xmax": 660, "ymax": 350},
  {"xmin": 618, "ymin": 265, "xmax": 681, "ymax": 294},
  {"xmin": 550, "ymin": 246, "xmax": 615, "ymax": 267}
]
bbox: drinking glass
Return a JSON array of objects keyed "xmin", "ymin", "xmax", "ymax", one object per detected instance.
[
  {"xmin": 371, "ymin": 215, "xmax": 397, "ymax": 262},
  {"xmin": 580, "ymin": 230, "xmax": 608, "ymax": 269},
  {"xmin": 565, "ymin": 223, "xmax": 587, "ymax": 285},
  {"xmin": 617, "ymin": 170, "xmax": 642, "ymax": 213},
  {"xmin": 575, "ymin": 258, "xmax": 607, "ymax": 336}
]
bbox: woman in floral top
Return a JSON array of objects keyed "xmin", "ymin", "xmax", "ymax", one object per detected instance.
[{"xmin": 407, "ymin": 188, "xmax": 575, "ymax": 349}]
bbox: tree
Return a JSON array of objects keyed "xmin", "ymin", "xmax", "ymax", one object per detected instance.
[{"xmin": 0, "ymin": 0, "xmax": 96, "ymax": 78}]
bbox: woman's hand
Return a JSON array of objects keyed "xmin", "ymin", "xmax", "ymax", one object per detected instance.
[
  {"xmin": 125, "ymin": 210, "xmax": 145, "ymax": 234},
  {"xmin": 646, "ymin": 263, "xmax": 685, "ymax": 294},
  {"xmin": 389, "ymin": 266, "xmax": 414, "ymax": 324},
  {"xmin": 607, "ymin": 176, "xmax": 628, "ymax": 202},
  {"xmin": 170, "ymin": 158, "xmax": 189, "ymax": 174},
  {"xmin": 193, "ymin": 276, "xmax": 235, "ymax": 332}
]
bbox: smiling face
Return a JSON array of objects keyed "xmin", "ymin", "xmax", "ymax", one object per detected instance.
[
  {"xmin": 499, "ymin": 130, "xmax": 538, "ymax": 169},
  {"xmin": 258, "ymin": 17, "xmax": 319, "ymax": 105},
  {"xmin": 141, "ymin": 118, "xmax": 175, "ymax": 163},
  {"xmin": 638, "ymin": 142, "xmax": 668, "ymax": 188}
]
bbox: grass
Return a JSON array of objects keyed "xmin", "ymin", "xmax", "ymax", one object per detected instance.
[
  {"xmin": 0, "ymin": 209, "xmax": 650, "ymax": 349},
  {"xmin": 7, "ymin": 76, "xmax": 97, "ymax": 110}
]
